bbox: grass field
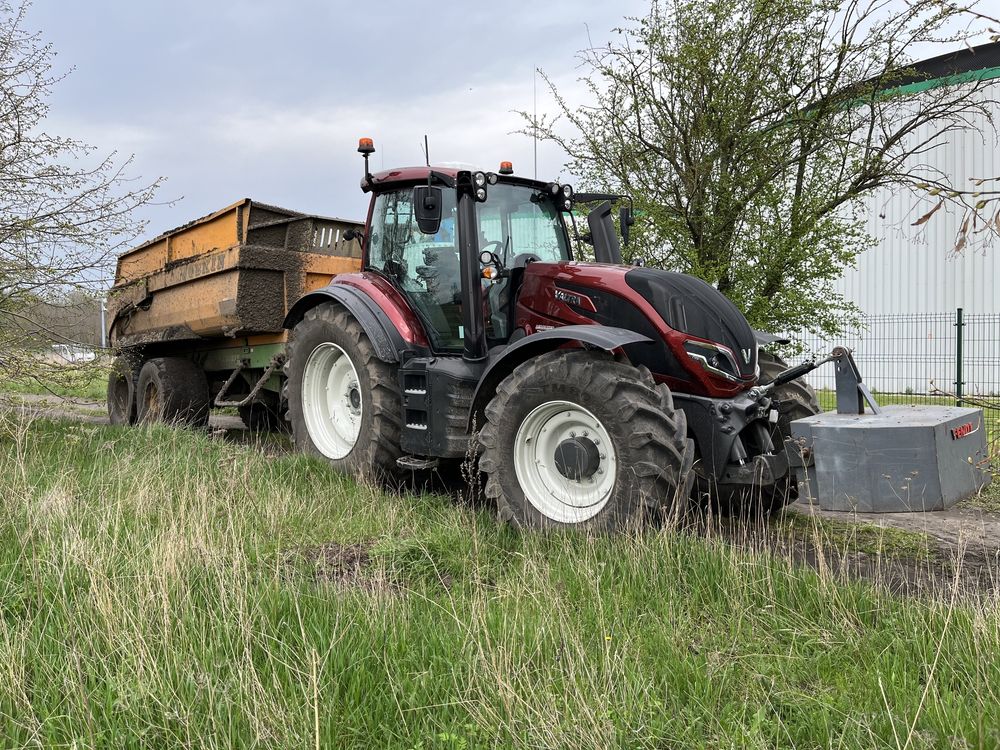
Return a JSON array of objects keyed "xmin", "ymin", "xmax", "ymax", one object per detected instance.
[{"xmin": 0, "ymin": 413, "xmax": 998, "ymax": 748}]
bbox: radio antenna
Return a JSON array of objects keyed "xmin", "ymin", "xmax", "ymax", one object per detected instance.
[
  {"xmin": 533, "ymin": 66, "xmax": 538, "ymax": 179},
  {"xmin": 423, "ymin": 134, "xmax": 430, "ymax": 167}
]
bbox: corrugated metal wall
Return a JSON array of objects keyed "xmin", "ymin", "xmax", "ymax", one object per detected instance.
[{"xmin": 835, "ymin": 83, "xmax": 1000, "ymax": 316}]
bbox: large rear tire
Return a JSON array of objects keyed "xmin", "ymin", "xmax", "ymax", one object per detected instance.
[
  {"xmin": 135, "ymin": 357, "xmax": 210, "ymax": 427},
  {"xmin": 283, "ymin": 304, "xmax": 402, "ymax": 481},
  {"xmin": 478, "ymin": 349, "xmax": 694, "ymax": 531}
]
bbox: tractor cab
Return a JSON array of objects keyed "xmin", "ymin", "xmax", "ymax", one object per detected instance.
[{"xmin": 362, "ymin": 165, "xmax": 573, "ymax": 354}]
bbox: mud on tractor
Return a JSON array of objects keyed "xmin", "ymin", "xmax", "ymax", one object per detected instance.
[{"xmin": 107, "ymin": 138, "xmax": 989, "ymax": 530}]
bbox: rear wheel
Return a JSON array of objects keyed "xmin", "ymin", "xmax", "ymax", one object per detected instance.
[
  {"xmin": 135, "ymin": 357, "xmax": 210, "ymax": 427},
  {"xmin": 283, "ymin": 304, "xmax": 402, "ymax": 480},
  {"xmin": 760, "ymin": 350, "xmax": 821, "ymax": 443},
  {"xmin": 107, "ymin": 357, "xmax": 138, "ymax": 425},
  {"xmin": 478, "ymin": 349, "xmax": 694, "ymax": 531}
]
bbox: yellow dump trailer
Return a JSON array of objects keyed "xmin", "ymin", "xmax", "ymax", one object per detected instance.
[
  {"xmin": 106, "ymin": 199, "xmax": 363, "ymax": 428},
  {"xmin": 109, "ymin": 199, "xmax": 361, "ymax": 346}
]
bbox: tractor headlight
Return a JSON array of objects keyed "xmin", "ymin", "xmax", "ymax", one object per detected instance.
[
  {"xmin": 561, "ymin": 184, "xmax": 573, "ymax": 198},
  {"xmin": 476, "ymin": 187, "xmax": 487, "ymax": 201},
  {"xmin": 474, "ymin": 171, "xmax": 487, "ymax": 188},
  {"xmin": 682, "ymin": 340, "xmax": 741, "ymax": 382},
  {"xmin": 548, "ymin": 182, "xmax": 561, "ymax": 196},
  {"xmin": 487, "ymin": 172, "xmax": 498, "ymax": 185}
]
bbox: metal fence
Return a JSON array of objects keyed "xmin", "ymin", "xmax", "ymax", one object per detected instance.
[{"xmin": 784, "ymin": 309, "xmax": 1000, "ymax": 450}]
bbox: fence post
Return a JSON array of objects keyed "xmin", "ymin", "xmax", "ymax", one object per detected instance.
[{"xmin": 955, "ymin": 307, "xmax": 964, "ymax": 407}]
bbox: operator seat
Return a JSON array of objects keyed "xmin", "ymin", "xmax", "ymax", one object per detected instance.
[{"xmin": 415, "ymin": 246, "xmax": 461, "ymax": 305}]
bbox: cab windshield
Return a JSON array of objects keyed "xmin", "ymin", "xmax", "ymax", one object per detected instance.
[
  {"xmin": 476, "ymin": 183, "xmax": 571, "ymax": 266},
  {"xmin": 366, "ymin": 182, "xmax": 570, "ymax": 351}
]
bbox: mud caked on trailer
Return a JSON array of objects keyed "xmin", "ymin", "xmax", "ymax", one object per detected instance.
[{"xmin": 107, "ymin": 140, "xmax": 992, "ymax": 529}]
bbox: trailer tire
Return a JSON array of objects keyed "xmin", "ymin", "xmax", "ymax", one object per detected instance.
[
  {"xmin": 136, "ymin": 357, "xmax": 211, "ymax": 427},
  {"xmin": 284, "ymin": 304, "xmax": 401, "ymax": 481},
  {"xmin": 715, "ymin": 350, "xmax": 821, "ymax": 516},
  {"xmin": 238, "ymin": 394, "xmax": 287, "ymax": 433},
  {"xmin": 479, "ymin": 349, "xmax": 694, "ymax": 531},
  {"xmin": 107, "ymin": 357, "xmax": 138, "ymax": 425}
]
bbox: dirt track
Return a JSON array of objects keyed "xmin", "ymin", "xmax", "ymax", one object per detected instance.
[{"xmin": 2, "ymin": 392, "xmax": 246, "ymax": 430}]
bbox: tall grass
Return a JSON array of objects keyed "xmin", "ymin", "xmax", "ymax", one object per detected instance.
[{"xmin": 0, "ymin": 412, "xmax": 997, "ymax": 748}]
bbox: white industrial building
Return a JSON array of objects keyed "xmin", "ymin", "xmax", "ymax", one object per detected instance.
[{"xmin": 798, "ymin": 42, "xmax": 1000, "ymax": 396}]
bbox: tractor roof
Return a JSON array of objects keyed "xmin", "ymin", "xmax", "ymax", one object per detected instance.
[{"xmin": 364, "ymin": 165, "xmax": 548, "ymax": 192}]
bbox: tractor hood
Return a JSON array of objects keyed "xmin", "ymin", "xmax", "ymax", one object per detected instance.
[{"xmin": 624, "ymin": 268, "xmax": 758, "ymax": 378}]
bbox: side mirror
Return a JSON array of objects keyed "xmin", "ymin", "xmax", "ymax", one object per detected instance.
[
  {"xmin": 343, "ymin": 227, "xmax": 364, "ymax": 243},
  {"xmin": 414, "ymin": 186, "xmax": 442, "ymax": 235},
  {"xmin": 619, "ymin": 205, "xmax": 635, "ymax": 247}
]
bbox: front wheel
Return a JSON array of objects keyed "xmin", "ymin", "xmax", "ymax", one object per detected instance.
[
  {"xmin": 238, "ymin": 393, "xmax": 286, "ymax": 433},
  {"xmin": 135, "ymin": 357, "xmax": 210, "ymax": 427},
  {"xmin": 478, "ymin": 349, "xmax": 694, "ymax": 531}
]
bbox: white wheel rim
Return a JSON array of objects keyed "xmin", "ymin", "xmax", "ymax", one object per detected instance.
[
  {"xmin": 301, "ymin": 343, "xmax": 363, "ymax": 459},
  {"xmin": 513, "ymin": 400, "xmax": 617, "ymax": 524}
]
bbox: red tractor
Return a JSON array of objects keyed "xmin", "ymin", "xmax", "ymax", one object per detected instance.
[{"xmin": 281, "ymin": 139, "xmax": 819, "ymax": 529}]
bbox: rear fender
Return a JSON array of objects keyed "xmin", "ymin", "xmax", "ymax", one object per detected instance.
[
  {"xmin": 284, "ymin": 285, "xmax": 406, "ymax": 363},
  {"xmin": 467, "ymin": 325, "xmax": 652, "ymax": 431}
]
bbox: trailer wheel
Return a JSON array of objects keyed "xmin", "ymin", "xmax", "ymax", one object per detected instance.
[
  {"xmin": 284, "ymin": 304, "xmax": 401, "ymax": 480},
  {"xmin": 717, "ymin": 350, "xmax": 821, "ymax": 515},
  {"xmin": 479, "ymin": 349, "xmax": 694, "ymax": 531},
  {"xmin": 238, "ymin": 394, "xmax": 286, "ymax": 433},
  {"xmin": 135, "ymin": 357, "xmax": 211, "ymax": 427},
  {"xmin": 107, "ymin": 357, "xmax": 138, "ymax": 425}
]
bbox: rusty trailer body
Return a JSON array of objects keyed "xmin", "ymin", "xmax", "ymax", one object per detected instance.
[
  {"xmin": 109, "ymin": 199, "xmax": 361, "ymax": 347},
  {"xmin": 107, "ymin": 199, "xmax": 363, "ymax": 426}
]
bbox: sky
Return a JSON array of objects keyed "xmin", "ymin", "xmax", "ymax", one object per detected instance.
[
  {"xmin": 26, "ymin": 0, "xmax": 649, "ymax": 236},
  {"xmin": 24, "ymin": 0, "xmax": 995, "ymax": 245}
]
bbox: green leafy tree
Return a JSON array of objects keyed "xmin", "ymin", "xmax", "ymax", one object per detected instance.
[
  {"xmin": 527, "ymin": 0, "xmax": 995, "ymax": 336},
  {"xmin": 0, "ymin": 1, "xmax": 160, "ymax": 386}
]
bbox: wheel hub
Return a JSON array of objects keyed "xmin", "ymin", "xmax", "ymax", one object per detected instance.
[
  {"xmin": 553, "ymin": 437, "xmax": 602, "ymax": 480},
  {"xmin": 301, "ymin": 342, "xmax": 363, "ymax": 460},
  {"xmin": 512, "ymin": 400, "xmax": 617, "ymax": 524}
]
